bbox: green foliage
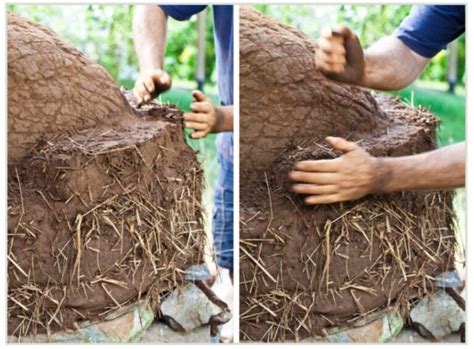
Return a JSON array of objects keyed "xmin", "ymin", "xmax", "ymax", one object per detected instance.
[
  {"xmin": 336, "ymin": 5, "xmax": 411, "ymax": 46},
  {"xmin": 7, "ymin": 4, "xmax": 216, "ymax": 86}
]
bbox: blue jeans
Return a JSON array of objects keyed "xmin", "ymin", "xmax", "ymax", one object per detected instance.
[{"xmin": 212, "ymin": 152, "xmax": 233, "ymax": 271}]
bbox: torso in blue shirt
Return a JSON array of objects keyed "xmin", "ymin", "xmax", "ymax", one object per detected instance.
[
  {"xmin": 160, "ymin": 5, "xmax": 233, "ymax": 162},
  {"xmin": 394, "ymin": 5, "xmax": 465, "ymax": 58}
]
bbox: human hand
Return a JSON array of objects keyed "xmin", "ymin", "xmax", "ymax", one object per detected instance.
[
  {"xmin": 184, "ymin": 90, "xmax": 219, "ymax": 139},
  {"xmin": 289, "ymin": 137, "xmax": 388, "ymax": 204},
  {"xmin": 315, "ymin": 25, "xmax": 365, "ymax": 85},
  {"xmin": 133, "ymin": 69, "xmax": 172, "ymax": 106}
]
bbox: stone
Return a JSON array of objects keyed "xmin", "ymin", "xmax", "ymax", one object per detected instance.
[
  {"xmin": 140, "ymin": 323, "xmax": 211, "ymax": 343},
  {"xmin": 326, "ymin": 309, "xmax": 404, "ymax": 343},
  {"xmin": 435, "ymin": 271, "xmax": 462, "ymax": 288},
  {"xmin": 410, "ymin": 290, "xmax": 465, "ymax": 340},
  {"xmin": 391, "ymin": 328, "xmax": 461, "ymax": 343},
  {"xmin": 160, "ymin": 283, "xmax": 227, "ymax": 332}
]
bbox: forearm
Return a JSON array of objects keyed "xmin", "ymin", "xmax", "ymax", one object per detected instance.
[
  {"xmin": 378, "ymin": 142, "xmax": 465, "ymax": 193},
  {"xmin": 214, "ymin": 106, "xmax": 233, "ymax": 133},
  {"xmin": 133, "ymin": 5, "xmax": 167, "ymax": 72},
  {"xmin": 362, "ymin": 36, "xmax": 429, "ymax": 90}
]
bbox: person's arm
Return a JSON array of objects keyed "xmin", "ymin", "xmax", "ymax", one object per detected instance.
[
  {"xmin": 315, "ymin": 27, "xmax": 429, "ymax": 90},
  {"xmin": 184, "ymin": 91, "xmax": 233, "ymax": 139},
  {"xmin": 289, "ymin": 137, "xmax": 465, "ymax": 205},
  {"xmin": 132, "ymin": 5, "xmax": 171, "ymax": 105},
  {"xmin": 362, "ymin": 36, "xmax": 429, "ymax": 90}
]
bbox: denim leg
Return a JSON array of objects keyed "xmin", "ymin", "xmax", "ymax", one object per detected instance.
[{"xmin": 212, "ymin": 153, "xmax": 234, "ymax": 271}]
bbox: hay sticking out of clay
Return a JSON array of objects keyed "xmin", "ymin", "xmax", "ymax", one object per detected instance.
[
  {"xmin": 240, "ymin": 190, "xmax": 455, "ymax": 342},
  {"xmin": 8, "ymin": 100, "xmax": 206, "ymax": 337},
  {"xmin": 239, "ymin": 7, "xmax": 456, "ymax": 342},
  {"xmin": 8, "ymin": 13, "xmax": 207, "ymax": 338}
]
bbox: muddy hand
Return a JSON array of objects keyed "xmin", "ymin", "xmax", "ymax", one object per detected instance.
[
  {"xmin": 315, "ymin": 25, "xmax": 365, "ymax": 85},
  {"xmin": 133, "ymin": 69, "xmax": 171, "ymax": 107},
  {"xmin": 184, "ymin": 90, "xmax": 218, "ymax": 139},
  {"xmin": 289, "ymin": 137, "xmax": 388, "ymax": 204}
]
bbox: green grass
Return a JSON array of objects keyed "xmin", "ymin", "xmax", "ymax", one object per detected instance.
[{"xmin": 391, "ymin": 83, "xmax": 465, "ymax": 146}]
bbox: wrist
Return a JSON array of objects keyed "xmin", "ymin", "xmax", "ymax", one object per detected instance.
[
  {"xmin": 212, "ymin": 106, "xmax": 225, "ymax": 133},
  {"xmin": 359, "ymin": 54, "xmax": 372, "ymax": 88},
  {"xmin": 371, "ymin": 157, "xmax": 393, "ymax": 194}
]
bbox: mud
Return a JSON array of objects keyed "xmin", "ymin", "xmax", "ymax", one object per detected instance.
[
  {"xmin": 239, "ymin": 7, "xmax": 455, "ymax": 342},
  {"xmin": 8, "ymin": 12, "xmax": 135, "ymax": 162},
  {"xmin": 8, "ymin": 13, "xmax": 205, "ymax": 337}
]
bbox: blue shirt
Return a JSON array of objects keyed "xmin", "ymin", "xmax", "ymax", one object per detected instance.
[
  {"xmin": 160, "ymin": 5, "xmax": 234, "ymax": 162},
  {"xmin": 394, "ymin": 5, "xmax": 465, "ymax": 58}
]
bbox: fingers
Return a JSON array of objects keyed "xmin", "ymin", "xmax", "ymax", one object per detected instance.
[
  {"xmin": 316, "ymin": 25, "xmax": 362, "ymax": 80},
  {"xmin": 143, "ymin": 77, "xmax": 156, "ymax": 96},
  {"xmin": 294, "ymin": 159, "xmax": 338, "ymax": 172},
  {"xmin": 155, "ymin": 71, "xmax": 172, "ymax": 89},
  {"xmin": 186, "ymin": 91, "xmax": 215, "ymax": 140},
  {"xmin": 316, "ymin": 33, "xmax": 347, "ymax": 75},
  {"xmin": 133, "ymin": 70, "xmax": 172, "ymax": 107},
  {"xmin": 190, "ymin": 130, "xmax": 208, "ymax": 139},
  {"xmin": 304, "ymin": 194, "xmax": 342, "ymax": 205},
  {"xmin": 184, "ymin": 112, "xmax": 211, "ymax": 137},
  {"xmin": 133, "ymin": 80, "xmax": 151, "ymax": 106},
  {"xmin": 184, "ymin": 121, "xmax": 207, "ymax": 131},
  {"xmin": 192, "ymin": 90, "xmax": 210, "ymax": 103},
  {"xmin": 326, "ymin": 136, "xmax": 358, "ymax": 153},
  {"xmin": 288, "ymin": 171, "xmax": 338, "ymax": 185},
  {"xmin": 184, "ymin": 113, "xmax": 208, "ymax": 123},
  {"xmin": 190, "ymin": 101, "xmax": 211, "ymax": 113},
  {"xmin": 292, "ymin": 184, "xmax": 337, "ymax": 195},
  {"xmin": 318, "ymin": 35, "xmax": 346, "ymax": 55},
  {"xmin": 330, "ymin": 24, "xmax": 354, "ymax": 40}
]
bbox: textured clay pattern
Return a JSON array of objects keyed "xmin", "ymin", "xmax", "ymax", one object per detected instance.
[
  {"xmin": 239, "ymin": 7, "xmax": 455, "ymax": 342},
  {"xmin": 8, "ymin": 13, "xmax": 205, "ymax": 337}
]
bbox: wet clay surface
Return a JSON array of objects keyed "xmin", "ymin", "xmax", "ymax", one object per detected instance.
[
  {"xmin": 239, "ymin": 7, "xmax": 455, "ymax": 342},
  {"xmin": 8, "ymin": 14, "xmax": 205, "ymax": 337},
  {"xmin": 8, "ymin": 12, "xmax": 135, "ymax": 163}
]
